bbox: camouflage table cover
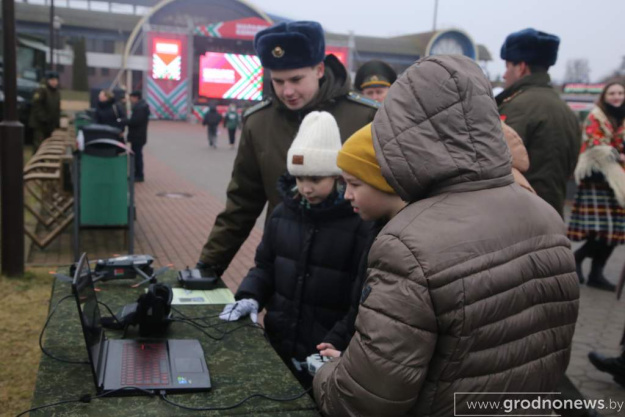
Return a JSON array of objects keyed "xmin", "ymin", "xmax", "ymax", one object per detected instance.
[{"xmin": 30, "ymin": 272, "xmax": 319, "ymax": 416}]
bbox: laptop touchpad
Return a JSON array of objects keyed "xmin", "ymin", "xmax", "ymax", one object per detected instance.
[{"xmin": 175, "ymin": 358, "xmax": 203, "ymax": 373}]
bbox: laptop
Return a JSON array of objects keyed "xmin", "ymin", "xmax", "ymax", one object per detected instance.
[{"xmin": 71, "ymin": 252, "xmax": 211, "ymax": 394}]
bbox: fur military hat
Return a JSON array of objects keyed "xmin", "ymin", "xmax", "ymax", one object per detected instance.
[
  {"xmin": 254, "ymin": 21, "xmax": 325, "ymax": 70},
  {"xmin": 45, "ymin": 71, "xmax": 59, "ymax": 80},
  {"xmin": 287, "ymin": 111, "xmax": 342, "ymax": 177},
  {"xmin": 354, "ymin": 60, "xmax": 397, "ymax": 91},
  {"xmin": 500, "ymin": 28, "xmax": 560, "ymax": 67}
]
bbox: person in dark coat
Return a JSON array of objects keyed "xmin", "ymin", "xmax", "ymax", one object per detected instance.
[
  {"xmin": 219, "ymin": 112, "xmax": 372, "ymax": 385},
  {"xmin": 94, "ymin": 89, "xmax": 127, "ymax": 137},
  {"xmin": 29, "ymin": 71, "xmax": 61, "ymax": 151},
  {"xmin": 496, "ymin": 28, "xmax": 580, "ymax": 216},
  {"xmin": 127, "ymin": 90, "xmax": 151, "ymax": 182},
  {"xmin": 196, "ymin": 21, "xmax": 377, "ymax": 279},
  {"xmin": 202, "ymin": 106, "xmax": 222, "ymax": 148},
  {"xmin": 222, "ymin": 103, "xmax": 240, "ymax": 149}
]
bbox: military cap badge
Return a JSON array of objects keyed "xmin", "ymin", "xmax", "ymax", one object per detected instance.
[{"xmin": 272, "ymin": 46, "xmax": 285, "ymax": 58}]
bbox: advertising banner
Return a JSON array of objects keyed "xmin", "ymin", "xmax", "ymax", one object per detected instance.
[
  {"xmin": 147, "ymin": 33, "xmax": 188, "ymax": 120},
  {"xmin": 194, "ymin": 17, "xmax": 272, "ymax": 40},
  {"xmin": 198, "ymin": 52, "xmax": 263, "ymax": 101}
]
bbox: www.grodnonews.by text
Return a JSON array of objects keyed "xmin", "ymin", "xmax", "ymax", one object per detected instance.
[{"xmin": 454, "ymin": 393, "xmax": 624, "ymax": 415}]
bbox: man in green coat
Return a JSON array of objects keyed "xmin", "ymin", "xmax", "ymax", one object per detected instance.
[
  {"xmin": 197, "ymin": 21, "xmax": 378, "ymax": 276},
  {"xmin": 496, "ymin": 28, "xmax": 580, "ymax": 216},
  {"xmin": 29, "ymin": 71, "xmax": 61, "ymax": 151}
]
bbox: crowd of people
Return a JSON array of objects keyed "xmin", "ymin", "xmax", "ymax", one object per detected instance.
[
  {"xmin": 30, "ymin": 17, "xmax": 625, "ymax": 415},
  {"xmin": 190, "ymin": 21, "xmax": 625, "ymax": 416}
]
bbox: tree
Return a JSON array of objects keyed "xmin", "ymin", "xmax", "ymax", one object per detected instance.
[
  {"xmin": 564, "ymin": 59, "xmax": 591, "ymax": 83},
  {"xmin": 71, "ymin": 37, "xmax": 88, "ymax": 91}
]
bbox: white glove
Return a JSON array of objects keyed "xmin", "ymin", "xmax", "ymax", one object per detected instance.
[{"xmin": 219, "ymin": 299, "xmax": 259, "ymax": 323}]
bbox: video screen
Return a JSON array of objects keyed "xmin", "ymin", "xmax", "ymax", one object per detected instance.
[
  {"xmin": 152, "ymin": 38, "xmax": 182, "ymax": 81},
  {"xmin": 198, "ymin": 52, "xmax": 263, "ymax": 101}
]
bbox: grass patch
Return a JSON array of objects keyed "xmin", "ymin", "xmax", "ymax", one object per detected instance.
[{"xmin": 0, "ymin": 268, "xmax": 54, "ymax": 417}]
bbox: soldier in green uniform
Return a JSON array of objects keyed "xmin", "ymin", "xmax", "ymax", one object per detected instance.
[
  {"xmin": 496, "ymin": 28, "xmax": 580, "ymax": 216},
  {"xmin": 353, "ymin": 59, "xmax": 397, "ymax": 103},
  {"xmin": 29, "ymin": 71, "xmax": 61, "ymax": 151},
  {"xmin": 197, "ymin": 21, "xmax": 378, "ymax": 276}
]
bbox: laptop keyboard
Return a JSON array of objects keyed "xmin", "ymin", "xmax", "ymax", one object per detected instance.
[{"xmin": 121, "ymin": 342, "xmax": 170, "ymax": 386}]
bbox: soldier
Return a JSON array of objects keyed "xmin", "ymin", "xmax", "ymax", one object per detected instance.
[
  {"xmin": 496, "ymin": 28, "xmax": 580, "ymax": 216},
  {"xmin": 196, "ymin": 21, "xmax": 378, "ymax": 277},
  {"xmin": 29, "ymin": 71, "xmax": 61, "ymax": 151},
  {"xmin": 353, "ymin": 59, "xmax": 397, "ymax": 103}
]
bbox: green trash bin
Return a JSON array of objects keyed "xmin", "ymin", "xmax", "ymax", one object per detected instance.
[
  {"xmin": 73, "ymin": 126, "xmax": 135, "ymax": 260},
  {"xmin": 79, "ymin": 153, "xmax": 128, "ymax": 226},
  {"xmin": 74, "ymin": 111, "xmax": 93, "ymax": 131}
]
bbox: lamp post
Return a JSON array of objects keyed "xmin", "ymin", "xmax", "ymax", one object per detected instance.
[
  {"xmin": 53, "ymin": 15, "xmax": 63, "ymax": 70},
  {"xmin": 1, "ymin": 0, "xmax": 25, "ymax": 276},
  {"xmin": 49, "ymin": 0, "xmax": 55, "ymax": 70},
  {"xmin": 432, "ymin": 0, "xmax": 439, "ymax": 32}
]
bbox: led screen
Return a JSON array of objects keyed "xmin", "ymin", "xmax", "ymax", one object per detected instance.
[
  {"xmin": 198, "ymin": 52, "xmax": 263, "ymax": 101},
  {"xmin": 152, "ymin": 38, "xmax": 182, "ymax": 81}
]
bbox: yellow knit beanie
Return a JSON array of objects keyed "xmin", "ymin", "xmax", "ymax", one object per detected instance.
[{"xmin": 337, "ymin": 123, "xmax": 395, "ymax": 194}]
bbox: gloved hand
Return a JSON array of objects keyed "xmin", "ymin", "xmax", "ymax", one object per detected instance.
[
  {"xmin": 195, "ymin": 261, "xmax": 222, "ymax": 278},
  {"xmin": 219, "ymin": 299, "xmax": 259, "ymax": 323}
]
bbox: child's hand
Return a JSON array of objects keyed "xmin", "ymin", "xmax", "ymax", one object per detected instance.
[{"xmin": 317, "ymin": 342, "xmax": 341, "ymax": 358}]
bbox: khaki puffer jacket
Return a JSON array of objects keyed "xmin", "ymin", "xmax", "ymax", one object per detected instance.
[{"xmin": 313, "ymin": 55, "xmax": 579, "ymax": 417}]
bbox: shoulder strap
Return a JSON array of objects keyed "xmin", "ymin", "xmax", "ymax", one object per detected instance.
[
  {"xmin": 243, "ymin": 98, "xmax": 272, "ymax": 119},
  {"xmin": 345, "ymin": 92, "xmax": 381, "ymax": 110}
]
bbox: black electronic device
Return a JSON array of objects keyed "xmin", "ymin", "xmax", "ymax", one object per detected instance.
[
  {"xmin": 101, "ymin": 283, "xmax": 174, "ymax": 336},
  {"xmin": 65, "ymin": 254, "xmax": 168, "ymax": 288},
  {"xmin": 71, "ymin": 253, "xmax": 211, "ymax": 395},
  {"xmin": 178, "ymin": 267, "xmax": 219, "ymax": 290}
]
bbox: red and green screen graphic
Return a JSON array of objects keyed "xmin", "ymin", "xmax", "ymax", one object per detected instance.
[
  {"xmin": 152, "ymin": 38, "xmax": 182, "ymax": 81},
  {"xmin": 198, "ymin": 52, "xmax": 263, "ymax": 101}
]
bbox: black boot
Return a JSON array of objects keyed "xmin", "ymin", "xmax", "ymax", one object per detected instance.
[
  {"xmin": 587, "ymin": 242, "xmax": 616, "ymax": 292},
  {"xmin": 588, "ymin": 351, "xmax": 625, "ymax": 387},
  {"xmin": 574, "ymin": 240, "xmax": 595, "ymax": 284}
]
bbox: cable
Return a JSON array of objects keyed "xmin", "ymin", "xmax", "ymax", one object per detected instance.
[
  {"xmin": 169, "ymin": 317, "xmax": 263, "ymax": 341},
  {"xmin": 16, "ymin": 386, "xmax": 156, "ymax": 416},
  {"xmin": 97, "ymin": 301, "xmax": 122, "ymax": 325},
  {"xmin": 39, "ymin": 295, "xmax": 90, "ymax": 365},
  {"xmin": 159, "ymin": 387, "xmax": 312, "ymax": 412},
  {"xmin": 170, "ymin": 306, "xmax": 223, "ymax": 324}
]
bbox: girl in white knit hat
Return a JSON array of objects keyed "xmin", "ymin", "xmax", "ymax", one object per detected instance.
[{"xmin": 220, "ymin": 111, "xmax": 372, "ymax": 385}]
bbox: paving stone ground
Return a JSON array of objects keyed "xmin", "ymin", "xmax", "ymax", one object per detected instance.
[{"xmin": 27, "ymin": 120, "xmax": 625, "ymax": 414}]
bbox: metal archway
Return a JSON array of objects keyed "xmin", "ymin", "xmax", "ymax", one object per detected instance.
[{"xmin": 111, "ymin": 0, "xmax": 273, "ymax": 90}]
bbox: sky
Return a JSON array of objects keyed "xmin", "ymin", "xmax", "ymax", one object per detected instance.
[{"xmin": 251, "ymin": 0, "xmax": 625, "ymax": 83}]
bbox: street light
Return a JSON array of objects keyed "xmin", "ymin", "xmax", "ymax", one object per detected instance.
[
  {"xmin": 53, "ymin": 15, "xmax": 63, "ymax": 69},
  {"xmin": 49, "ymin": 0, "xmax": 55, "ymax": 70}
]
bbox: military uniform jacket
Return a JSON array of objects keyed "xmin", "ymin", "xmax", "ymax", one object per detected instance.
[
  {"xmin": 200, "ymin": 55, "xmax": 378, "ymax": 271},
  {"xmin": 496, "ymin": 73, "xmax": 581, "ymax": 215},
  {"xmin": 29, "ymin": 85, "xmax": 61, "ymax": 131}
]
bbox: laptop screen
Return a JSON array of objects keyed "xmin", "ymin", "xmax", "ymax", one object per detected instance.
[{"xmin": 72, "ymin": 253, "xmax": 105, "ymax": 385}]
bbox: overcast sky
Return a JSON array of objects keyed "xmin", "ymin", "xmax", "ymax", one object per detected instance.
[{"xmin": 252, "ymin": 0, "xmax": 624, "ymax": 83}]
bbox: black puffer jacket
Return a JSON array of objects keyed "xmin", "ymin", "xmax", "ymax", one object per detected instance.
[
  {"xmin": 235, "ymin": 175, "xmax": 372, "ymax": 362},
  {"xmin": 94, "ymin": 99, "xmax": 127, "ymax": 133}
]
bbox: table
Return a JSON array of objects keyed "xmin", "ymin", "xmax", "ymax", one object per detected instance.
[{"xmin": 30, "ymin": 272, "xmax": 319, "ymax": 416}]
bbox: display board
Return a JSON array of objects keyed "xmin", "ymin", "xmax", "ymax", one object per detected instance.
[
  {"xmin": 147, "ymin": 33, "xmax": 189, "ymax": 120},
  {"xmin": 198, "ymin": 52, "xmax": 263, "ymax": 101}
]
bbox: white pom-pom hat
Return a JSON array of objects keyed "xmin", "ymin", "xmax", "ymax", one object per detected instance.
[{"xmin": 287, "ymin": 111, "xmax": 342, "ymax": 177}]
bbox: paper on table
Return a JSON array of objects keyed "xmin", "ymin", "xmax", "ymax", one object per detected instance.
[{"xmin": 172, "ymin": 288, "xmax": 235, "ymax": 305}]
